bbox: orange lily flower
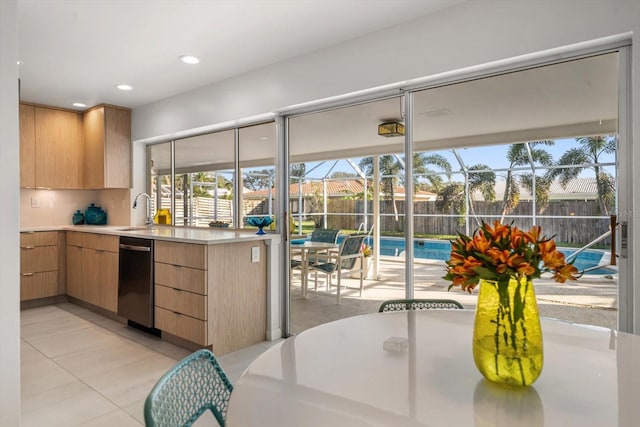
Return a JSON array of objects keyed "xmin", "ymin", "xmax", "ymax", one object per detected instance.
[
  {"xmin": 543, "ymin": 250, "xmax": 567, "ymax": 269},
  {"xmin": 554, "ymin": 264, "xmax": 578, "ymax": 283}
]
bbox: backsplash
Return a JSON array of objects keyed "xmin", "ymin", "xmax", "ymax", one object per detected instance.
[{"xmin": 20, "ymin": 188, "xmax": 131, "ymax": 227}]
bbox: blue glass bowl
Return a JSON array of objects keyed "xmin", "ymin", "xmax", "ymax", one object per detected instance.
[{"xmin": 247, "ymin": 216, "xmax": 273, "ymax": 234}]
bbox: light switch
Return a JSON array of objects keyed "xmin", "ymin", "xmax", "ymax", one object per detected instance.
[
  {"xmin": 251, "ymin": 246, "xmax": 260, "ymax": 263},
  {"xmin": 30, "ymin": 197, "xmax": 39, "ymax": 208}
]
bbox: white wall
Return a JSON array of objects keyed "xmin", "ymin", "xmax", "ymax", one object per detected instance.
[{"xmin": 0, "ymin": 0, "xmax": 21, "ymax": 424}]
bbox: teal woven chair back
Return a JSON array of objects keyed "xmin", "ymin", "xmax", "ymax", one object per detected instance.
[
  {"xmin": 144, "ymin": 349, "xmax": 233, "ymax": 427},
  {"xmin": 379, "ymin": 298, "xmax": 464, "ymax": 312},
  {"xmin": 310, "ymin": 228, "xmax": 341, "ymax": 243},
  {"xmin": 339, "ymin": 234, "xmax": 366, "ymax": 270}
]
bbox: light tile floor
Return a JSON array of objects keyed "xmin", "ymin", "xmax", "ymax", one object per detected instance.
[{"xmin": 20, "ymin": 303, "xmax": 281, "ymax": 427}]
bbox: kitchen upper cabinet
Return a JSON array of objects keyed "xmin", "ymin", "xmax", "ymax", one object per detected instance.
[
  {"xmin": 34, "ymin": 106, "xmax": 83, "ymax": 189},
  {"xmin": 20, "ymin": 104, "xmax": 36, "ymax": 188},
  {"xmin": 19, "ymin": 102, "xmax": 131, "ymax": 189},
  {"xmin": 83, "ymin": 105, "xmax": 131, "ymax": 189}
]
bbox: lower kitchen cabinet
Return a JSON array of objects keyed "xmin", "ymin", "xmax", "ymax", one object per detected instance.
[
  {"xmin": 153, "ymin": 239, "xmax": 267, "ymax": 355},
  {"xmin": 20, "ymin": 231, "xmax": 63, "ymax": 301},
  {"xmin": 66, "ymin": 232, "xmax": 119, "ymax": 312}
]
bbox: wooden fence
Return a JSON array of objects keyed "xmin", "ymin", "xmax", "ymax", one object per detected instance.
[
  {"xmin": 156, "ymin": 197, "xmax": 269, "ymax": 226},
  {"xmin": 155, "ymin": 196, "xmax": 612, "ymax": 246},
  {"xmin": 326, "ymin": 199, "xmax": 612, "ymax": 246}
]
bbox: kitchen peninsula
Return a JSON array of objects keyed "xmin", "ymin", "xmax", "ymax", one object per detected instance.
[{"xmin": 20, "ymin": 226, "xmax": 281, "ymax": 355}]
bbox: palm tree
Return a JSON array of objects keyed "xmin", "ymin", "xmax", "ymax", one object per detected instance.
[
  {"xmin": 414, "ymin": 153, "xmax": 452, "ymax": 192},
  {"xmin": 190, "ymin": 172, "xmax": 216, "ymax": 197},
  {"xmin": 359, "ymin": 153, "xmax": 452, "ymax": 222},
  {"xmin": 501, "ymin": 141, "xmax": 554, "ymax": 221},
  {"xmin": 436, "ymin": 164, "xmax": 496, "ymax": 227},
  {"xmin": 545, "ymin": 136, "xmax": 616, "ymax": 215}
]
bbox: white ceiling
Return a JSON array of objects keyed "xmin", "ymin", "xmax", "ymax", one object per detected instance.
[{"xmin": 17, "ymin": 0, "xmax": 461, "ymax": 110}]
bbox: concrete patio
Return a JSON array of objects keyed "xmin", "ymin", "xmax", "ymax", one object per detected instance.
[{"xmin": 289, "ymin": 257, "xmax": 618, "ymax": 335}]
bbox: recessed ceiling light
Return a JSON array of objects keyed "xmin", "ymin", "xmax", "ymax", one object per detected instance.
[
  {"xmin": 116, "ymin": 84, "xmax": 133, "ymax": 91},
  {"xmin": 17, "ymin": 60, "xmax": 23, "ymax": 65},
  {"xmin": 72, "ymin": 102, "xmax": 86, "ymax": 108},
  {"xmin": 260, "ymin": 137, "xmax": 269, "ymax": 140},
  {"xmin": 179, "ymin": 55, "xmax": 199, "ymax": 64}
]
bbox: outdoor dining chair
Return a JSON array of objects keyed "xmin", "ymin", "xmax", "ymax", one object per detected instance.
[
  {"xmin": 290, "ymin": 228, "xmax": 342, "ymax": 284},
  {"xmin": 144, "ymin": 349, "xmax": 233, "ymax": 427},
  {"xmin": 379, "ymin": 298, "xmax": 464, "ymax": 312},
  {"xmin": 308, "ymin": 234, "xmax": 367, "ymax": 304}
]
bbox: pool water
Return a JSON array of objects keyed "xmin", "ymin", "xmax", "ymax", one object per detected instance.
[{"xmin": 324, "ymin": 236, "xmax": 614, "ymax": 275}]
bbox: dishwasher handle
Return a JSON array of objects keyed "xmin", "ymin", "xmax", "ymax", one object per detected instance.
[{"xmin": 119, "ymin": 243, "xmax": 151, "ymax": 252}]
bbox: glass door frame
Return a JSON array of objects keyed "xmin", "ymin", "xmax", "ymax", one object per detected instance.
[{"xmin": 280, "ymin": 41, "xmax": 633, "ymax": 336}]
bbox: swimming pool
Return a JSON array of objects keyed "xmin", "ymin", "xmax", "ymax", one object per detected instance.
[{"xmin": 293, "ymin": 235, "xmax": 614, "ymax": 275}]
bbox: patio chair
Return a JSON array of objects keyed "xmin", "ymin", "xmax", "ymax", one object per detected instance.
[
  {"xmin": 144, "ymin": 349, "xmax": 233, "ymax": 427},
  {"xmin": 379, "ymin": 298, "xmax": 464, "ymax": 312},
  {"xmin": 307, "ymin": 228, "xmax": 341, "ymax": 262},
  {"xmin": 290, "ymin": 228, "xmax": 342, "ymax": 286},
  {"xmin": 308, "ymin": 234, "xmax": 367, "ymax": 304}
]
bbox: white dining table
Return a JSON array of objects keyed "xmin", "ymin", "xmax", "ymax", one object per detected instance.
[
  {"xmin": 290, "ymin": 241, "xmax": 339, "ymax": 297},
  {"xmin": 226, "ymin": 310, "xmax": 640, "ymax": 426}
]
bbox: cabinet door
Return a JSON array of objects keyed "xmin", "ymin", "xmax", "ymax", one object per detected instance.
[
  {"xmin": 82, "ymin": 247, "xmax": 101, "ymax": 307},
  {"xmin": 66, "ymin": 245, "xmax": 83, "ymax": 300},
  {"xmin": 35, "ymin": 107, "xmax": 83, "ymax": 188},
  {"xmin": 83, "ymin": 105, "xmax": 131, "ymax": 189},
  {"xmin": 104, "ymin": 106, "xmax": 131, "ymax": 188},
  {"xmin": 83, "ymin": 107, "xmax": 105, "ymax": 189},
  {"xmin": 20, "ymin": 104, "xmax": 36, "ymax": 188},
  {"xmin": 99, "ymin": 250, "xmax": 119, "ymax": 313}
]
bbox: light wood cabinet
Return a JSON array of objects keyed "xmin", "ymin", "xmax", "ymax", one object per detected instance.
[
  {"xmin": 66, "ymin": 245, "xmax": 83, "ymax": 300},
  {"xmin": 34, "ymin": 106, "xmax": 83, "ymax": 189},
  {"xmin": 19, "ymin": 102, "xmax": 131, "ymax": 189},
  {"xmin": 20, "ymin": 231, "xmax": 61, "ymax": 301},
  {"xmin": 154, "ymin": 240, "xmax": 267, "ymax": 355},
  {"xmin": 83, "ymin": 105, "xmax": 131, "ymax": 189},
  {"xmin": 19, "ymin": 104, "xmax": 36, "ymax": 188},
  {"xmin": 66, "ymin": 232, "xmax": 119, "ymax": 312}
]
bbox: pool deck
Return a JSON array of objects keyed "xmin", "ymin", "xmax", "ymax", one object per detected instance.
[{"xmin": 290, "ymin": 256, "xmax": 618, "ymax": 335}]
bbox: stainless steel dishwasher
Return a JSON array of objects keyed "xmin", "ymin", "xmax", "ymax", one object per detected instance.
[{"xmin": 118, "ymin": 236, "xmax": 155, "ymax": 330}]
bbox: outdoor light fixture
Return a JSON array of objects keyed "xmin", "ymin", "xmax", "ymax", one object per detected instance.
[{"xmin": 378, "ymin": 121, "xmax": 405, "ymax": 137}]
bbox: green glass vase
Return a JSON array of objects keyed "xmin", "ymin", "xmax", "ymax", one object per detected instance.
[{"xmin": 472, "ymin": 276, "xmax": 543, "ymax": 387}]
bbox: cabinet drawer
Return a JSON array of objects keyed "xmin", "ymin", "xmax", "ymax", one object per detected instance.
[
  {"xmin": 155, "ymin": 307, "xmax": 207, "ymax": 346},
  {"xmin": 84, "ymin": 233, "xmax": 119, "ymax": 252},
  {"xmin": 21, "ymin": 246, "xmax": 58, "ymax": 273},
  {"xmin": 155, "ymin": 285, "xmax": 207, "ymax": 320},
  {"xmin": 20, "ymin": 271, "xmax": 59, "ymax": 301},
  {"xmin": 154, "ymin": 262, "xmax": 206, "ymax": 294},
  {"xmin": 20, "ymin": 231, "xmax": 58, "ymax": 247},
  {"xmin": 66, "ymin": 231, "xmax": 84, "ymax": 247},
  {"xmin": 155, "ymin": 241, "xmax": 206, "ymax": 269}
]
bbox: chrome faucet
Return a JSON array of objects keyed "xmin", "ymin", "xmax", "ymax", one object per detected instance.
[{"xmin": 133, "ymin": 192, "xmax": 153, "ymax": 226}]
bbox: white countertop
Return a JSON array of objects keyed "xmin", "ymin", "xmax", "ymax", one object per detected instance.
[{"xmin": 21, "ymin": 225, "xmax": 281, "ymax": 245}]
